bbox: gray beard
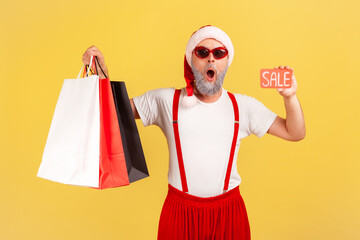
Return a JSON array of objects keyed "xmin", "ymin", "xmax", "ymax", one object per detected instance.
[{"xmin": 191, "ymin": 59, "xmax": 228, "ymax": 96}]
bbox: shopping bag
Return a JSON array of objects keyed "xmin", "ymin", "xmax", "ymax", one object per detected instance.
[
  {"xmin": 37, "ymin": 57, "xmax": 100, "ymax": 187},
  {"xmin": 110, "ymin": 81, "xmax": 149, "ymax": 183},
  {"xmin": 95, "ymin": 77, "xmax": 130, "ymax": 189}
]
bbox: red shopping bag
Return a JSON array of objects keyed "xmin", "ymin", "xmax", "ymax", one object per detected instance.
[{"xmin": 95, "ymin": 77, "xmax": 130, "ymax": 189}]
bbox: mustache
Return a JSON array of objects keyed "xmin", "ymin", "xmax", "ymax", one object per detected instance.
[{"xmin": 203, "ymin": 63, "xmax": 217, "ymax": 74}]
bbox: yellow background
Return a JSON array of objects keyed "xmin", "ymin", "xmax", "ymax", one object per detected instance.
[{"xmin": 1, "ymin": 0, "xmax": 359, "ymax": 239}]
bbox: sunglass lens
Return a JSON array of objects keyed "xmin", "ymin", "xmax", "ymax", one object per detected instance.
[
  {"xmin": 213, "ymin": 49, "xmax": 227, "ymax": 59},
  {"xmin": 196, "ymin": 48, "xmax": 209, "ymax": 58}
]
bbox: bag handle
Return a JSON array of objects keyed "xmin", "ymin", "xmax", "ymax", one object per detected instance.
[
  {"xmin": 94, "ymin": 56, "xmax": 108, "ymax": 79},
  {"xmin": 76, "ymin": 55, "xmax": 108, "ymax": 79},
  {"xmin": 76, "ymin": 55, "xmax": 94, "ymax": 79}
]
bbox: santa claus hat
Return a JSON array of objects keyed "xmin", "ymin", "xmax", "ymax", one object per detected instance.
[{"xmin": 182, "ymin": 25, "xmax": 234, "ymax": 108}]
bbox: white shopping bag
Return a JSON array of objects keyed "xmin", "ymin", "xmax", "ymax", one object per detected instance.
[{"xmin": 38, "ymin": 56, "xmax": 100, "ymax": 187}]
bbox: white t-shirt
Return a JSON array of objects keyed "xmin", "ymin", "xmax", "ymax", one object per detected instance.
[{"xmin": 133, "ymin": 87, "xmax": 277, "ymax": 197}]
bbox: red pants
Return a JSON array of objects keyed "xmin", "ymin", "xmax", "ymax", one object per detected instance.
[{"xmin": 157, "ymin": 184, "xmax": 251, "ymax": 240}]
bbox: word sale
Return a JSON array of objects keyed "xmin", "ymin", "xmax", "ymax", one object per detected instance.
[{"xmin": 260, "ymin": 69, "xmax": 293, "ymax": 88}]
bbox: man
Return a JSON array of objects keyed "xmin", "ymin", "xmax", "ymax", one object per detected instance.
[{"xmin": 82, "ymin": 25, "xmax": 305, "ymax": 240}]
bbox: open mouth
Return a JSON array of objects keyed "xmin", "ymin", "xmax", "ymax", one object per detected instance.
[{"xmin": 206, "ymin": 69, "xmax": 216, "ymax": 81}]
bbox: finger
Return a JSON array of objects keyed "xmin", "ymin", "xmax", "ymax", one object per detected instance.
[
  {"xmin": 279, "ymin": 65, "xmax": 284, "ymax": 69},
  {"xmin": 285, "ymin": 66, "xmax": 290, "ymax": 69},
  {"xmin": 82, "ymin": 57, "xmax": 89, "ymax": 65},
  {"xmin": 87, "ymin": 45, "xmax": 98, "ymax": 51},
  {"xmin": 82, "ymin": 52, "xmax": 91, "ymax": 65},
  {"xmin": 87, "ymin": 51, "xmax": 103, "ymax": 64},
  {"xmin": 292, "ymin": 75, "xmax": 297, "ymax": 88},
  {"xmin": 82, "ymin": 47, "xmax": 105, "ymax": 66},
  {"xmin": 88, "ymin": 50, "xmax": 98, "ymax": 56},
  {"xmin": 89, "ymin": 50, "xmax": 104, "ymax": 61},
  {"xmin": 277, "ymin": 88, "xmax": 284, "ymax": 92},
  {"xmin": 85, "ymin": 46, "xmax": 99, "ymax": 56},
  {"xmin": 84, "ymin": 53, "xmax": 97, "ymax": 66}
]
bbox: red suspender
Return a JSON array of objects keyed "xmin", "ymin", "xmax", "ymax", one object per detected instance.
[
  {"xmin": 172, "ymin": 89, "xmax": 239, "ymax": 194},
  {"xmin": 172, "ymin": 89, "xmax": 189, "ymax": 193},
  {"xmin": 223, "ymin": 92, "xmax": 240, "ymax": 192}
]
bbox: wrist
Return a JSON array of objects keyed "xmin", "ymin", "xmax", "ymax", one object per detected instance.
[
  {"xmin": 283, "ymin": 93, "xmax": 297, "ymax": 101},
  {"xmin": 98, "ymin": 68, "xmax": 109, "ymax": 79}
]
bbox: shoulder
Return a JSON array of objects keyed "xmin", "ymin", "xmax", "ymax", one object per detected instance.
[
  {"xmin": 136, "ymin": 87, "xmax": 176, "ymax": 101},
  {"xmin": 144, "ymin": 87, "xmax": 176, "ymax": 96}
]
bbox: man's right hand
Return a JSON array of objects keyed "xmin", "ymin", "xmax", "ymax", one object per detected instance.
[{"xmin": 82, "ymin": 46, "xmax": 109, "ymax": 79}]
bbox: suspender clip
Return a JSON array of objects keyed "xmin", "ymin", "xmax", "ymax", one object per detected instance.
[{"xmin": 173, "ymin": 120, "xmax": 178, "ymax": 124}]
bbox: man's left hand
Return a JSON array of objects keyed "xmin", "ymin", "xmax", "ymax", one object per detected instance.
[{"xmin": 274, "ymin": 65, "xmax": 297, "ymax": 98}]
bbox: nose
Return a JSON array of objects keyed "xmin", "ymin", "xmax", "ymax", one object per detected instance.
[{"xmin": 207, "ymin": 52, "xmax": 215, "ymax": 63}]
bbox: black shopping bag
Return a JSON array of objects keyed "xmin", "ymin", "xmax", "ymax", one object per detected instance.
[{"xmin": 110, "ymin": 81, "xmax": 149, "ymax": 183}]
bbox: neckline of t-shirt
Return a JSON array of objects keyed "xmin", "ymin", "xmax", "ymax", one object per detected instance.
[{"xmin": 184, "ymin": 88, "xmax": 227, "ymax": 106}]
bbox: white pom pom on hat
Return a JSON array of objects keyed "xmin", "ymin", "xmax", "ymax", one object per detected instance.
[{"xmin": 182, "ymin": 25, "xmax": 234, "ymax": 108}]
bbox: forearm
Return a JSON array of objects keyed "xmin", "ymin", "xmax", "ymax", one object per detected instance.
[{"xmin": 283, "ymin": 94, "xmax": 306, "ymax": 140}]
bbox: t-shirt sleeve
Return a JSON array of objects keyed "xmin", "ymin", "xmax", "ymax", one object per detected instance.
[
  {"xmin": 132, "ymin": 88, "xmax": 174, "ymax": 127},
  {"xmin": 245, "ymin": 96, "xmax": 278, "ymax": 138}
]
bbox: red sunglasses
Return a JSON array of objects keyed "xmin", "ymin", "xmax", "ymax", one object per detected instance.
[{"xmin": 193, "ymin": 46, "xmax": 228, "ymax": 59}]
